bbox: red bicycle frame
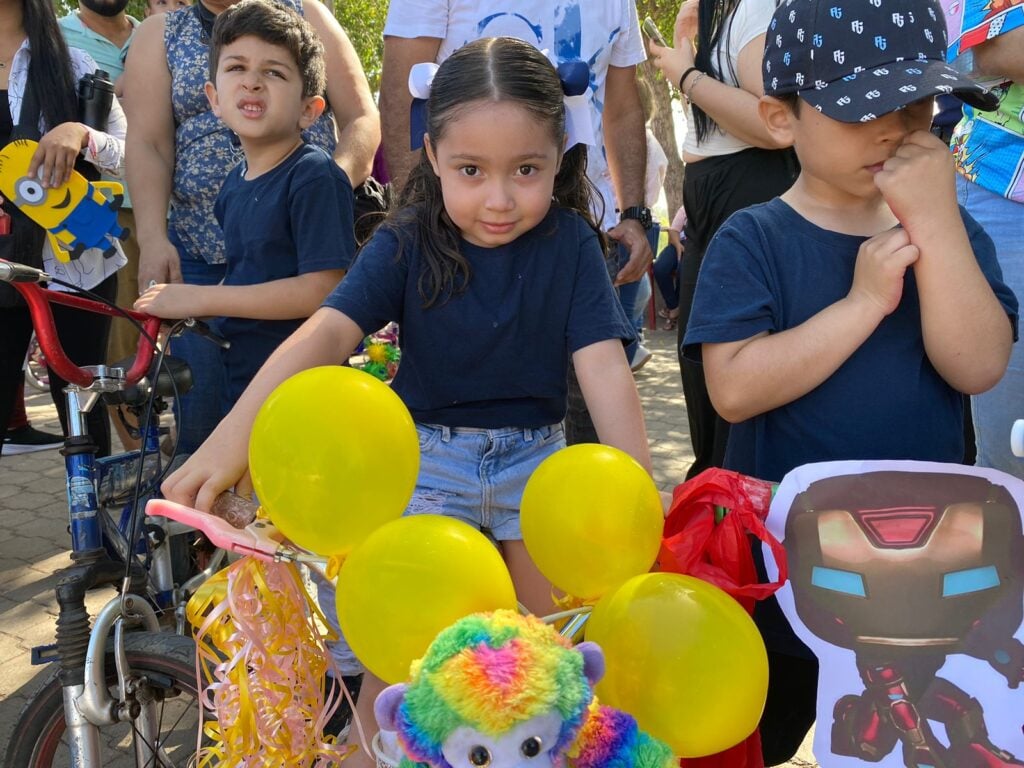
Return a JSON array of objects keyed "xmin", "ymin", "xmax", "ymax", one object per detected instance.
[{"xmin": 6, "ymin": 266, "xmax": 162, "ymax": 389}]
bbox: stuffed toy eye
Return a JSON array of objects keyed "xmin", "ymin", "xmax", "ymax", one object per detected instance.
[
  {"xmin": 520, "ymin": 737, "xmax": 543, "ymax": 758},
  {"xmin": 469, "ymin": 745, "xmax": 491, "ymax": 766}
]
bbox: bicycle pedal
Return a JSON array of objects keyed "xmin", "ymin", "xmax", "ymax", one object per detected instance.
[{"xmin": 30, "ymin": 644, "xmax": 59, "ymax": 666}]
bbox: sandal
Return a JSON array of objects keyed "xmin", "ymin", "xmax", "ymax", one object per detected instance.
[{"xmin": 660, "ymin": 308, "xmax": 680, "ymax": 331}]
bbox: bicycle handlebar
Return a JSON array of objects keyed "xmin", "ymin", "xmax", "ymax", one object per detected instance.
[{"xmin": 1, "ymin": 259, "xmax": 225, "ymax": 389}]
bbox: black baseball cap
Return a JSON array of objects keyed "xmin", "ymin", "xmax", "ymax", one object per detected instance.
[{"xmin": 762, "ymin": 0, "xmax": 999, "ymax": 123}]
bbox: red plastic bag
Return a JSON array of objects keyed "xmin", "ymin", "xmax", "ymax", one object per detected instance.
[{"xmin": 658, "ymin": 469, "xmax": 788, "ymax": 768}]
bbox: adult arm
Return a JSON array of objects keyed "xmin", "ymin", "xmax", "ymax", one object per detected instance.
[
  {"xmin": 971, "ymin": 24, "xmax": 1024, "ymax": 82},
  {"xmin": 302, "ymin": 0, "xmax": 379, "ymax": 186},
  {"xmin": 28, "ymin": 115, "xmax": 125, "ymax": 188},
  {"xmin": 648, "ymin": 34, "xmax": 786, "ymax": 149},
  {"xmin": 28, "ymin": 50, "xmax": 127, "ymax": 187},
  {"xmin": 666, "ymin": 227, "xmax": 683, "ymax": 255},
  {"xmin": 877, "ymin": 131, "xmax": 1013, "ymax": 393},
  {"xmin": 161, "ymin": 306, "xmax": 364, "ymax": 510},
  {"xmin": 380, "ymin": 35, "xmax": 442, "ymax": 194},
  {"xmin": 123, "ymin": 14, "xmax": 182, "ymax": 288},
  {"xmin": 134, "ymin": 269, "xmax": 346, "ymax": 320},
  {"xmin": 573, "ymin": 338, "xmax": 654, "ymax": 474},
  {"xmin": 603, "ymin": 64, "xmax": 652, "ymax": 285}
]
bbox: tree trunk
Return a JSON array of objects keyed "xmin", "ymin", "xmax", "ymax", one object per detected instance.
[{"xmin": 641, "ymin": 61, "xmax": 685, "ymax": 225}]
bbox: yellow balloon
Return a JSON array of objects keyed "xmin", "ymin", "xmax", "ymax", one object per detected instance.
[
  {"xmin": 249, "ymin": 366, "xmax": 419, "ymax": 557},
  {"xmin": 520, "ymin": 444, "xmax": 663, "ymax": 600},
  {"xmin": 335, "ymin": 515, "xmax": 518, "ymax": 683},
  {"xmin": 585, "ymin": 573, "xmax": 768, "ymax": 757}
]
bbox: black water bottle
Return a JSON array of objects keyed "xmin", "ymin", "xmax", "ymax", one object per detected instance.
[{"xmin": 78, "ymin": 69, "xmax": 115, "ymax": 130}]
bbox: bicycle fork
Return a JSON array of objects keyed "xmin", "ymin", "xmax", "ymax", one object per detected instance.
[
  {"xmin": 53, "ymin": 559, "xmax": 163, "ymax": 766},
  {"xmin": 54, "ymin": 374, "xmax": 176, "ymax": 766}
]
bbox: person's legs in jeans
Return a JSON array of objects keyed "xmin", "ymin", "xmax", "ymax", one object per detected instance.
[
  {"xmin": 630, "ymin": 271, "xmax": 652, "ymax": 333},
  {"xmin": 0, "ymin": 306, "xmax": 34, "ymax": 460},
  {"xmin": 619, "ymin": 291, "xmax": 644, "ymax": 363},
  {"xmin": 172, "ymin": 251, "xmax": 227, "ymax": 456},
  {"xmin": 653, "ymin": 243, "xmax": 679, "ymax": 316},
  {"xmin": 959, "ymin": 176, "xmax": 1024, "ymax": 477}
]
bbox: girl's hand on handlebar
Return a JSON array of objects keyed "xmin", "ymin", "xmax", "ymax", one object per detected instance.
[
  {"xmin": 30, "ymin": 122, "xmax": 90, "ymax": 189},
  {"xmin": 135, "ymin": 282, "xmax": 205, "ymax": 319}
]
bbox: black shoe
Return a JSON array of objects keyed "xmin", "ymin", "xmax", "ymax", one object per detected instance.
[
  {"xmin": 323, "ymin": 673, "xmax": 363, "ymax": 738},
  {"xmin": 3, "ymin": 425, "xmax": 63, "ymax": 455}
]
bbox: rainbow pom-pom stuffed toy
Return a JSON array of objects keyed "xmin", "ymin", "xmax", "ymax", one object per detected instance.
[{"xmin": 374, "ymin": 610, "xmax": 675, "ymax": 768}]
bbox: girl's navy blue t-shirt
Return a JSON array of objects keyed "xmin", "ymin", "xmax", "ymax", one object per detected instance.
[{"xmin": 323, "ymin": 207, "xmax": 634, "ymax": 428}]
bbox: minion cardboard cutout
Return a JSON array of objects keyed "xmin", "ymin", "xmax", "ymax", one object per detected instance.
[
  {"xmin": 764, "ymin": 460, "xmax": 1024, "ymax": 768},
  {"xmin": 0, "ymin": 139, "xmax": 127, "ymax": 262}
]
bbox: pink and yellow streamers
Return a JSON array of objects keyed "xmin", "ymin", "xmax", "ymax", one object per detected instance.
[{"xmin": 187, "ymin": 557, "xmax": 355, "ymax": 767}]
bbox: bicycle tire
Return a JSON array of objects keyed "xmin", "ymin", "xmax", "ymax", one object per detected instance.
[
  {"xmin": 4, "ymin": 632, "xmax": 203, "ymax": 768},
  {"xmin": 23, "ymin": 360, "xmax": 48, "ymax": 392}
]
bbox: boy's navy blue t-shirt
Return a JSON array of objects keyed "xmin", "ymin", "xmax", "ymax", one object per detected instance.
[
  {"xmin": 323, "ymin": 207, "xmax": 634, "ymax": 428},
  {"xmin": 214, "ymin": 143, "xmax": 355, "ymax": 405},
  {"xmin": 684, "ymin": 198, "xmax": 1018, "ymax": 484},
  {"xmin": 684, "ymin": 198, "xmax": 1017, "ymax": 658}
]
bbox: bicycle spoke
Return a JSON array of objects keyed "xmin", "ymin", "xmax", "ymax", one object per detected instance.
[{"xmin": 128, "ymin": 682, "xmax": 200, "ymax": 767}]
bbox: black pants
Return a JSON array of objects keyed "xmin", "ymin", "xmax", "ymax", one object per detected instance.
[
  {"xmin": 0, "ymin": 274, "xmax": 117, "ymax": 459},
  {"xmin": 565, "ymin": 239, "xmax": 622, "ymax": 444},
  {"xmin": 760, "ymin": 650, "xmax": 820, "ymax": 765},
  {"xmin": 677, "ymin": 147, "xmax": 799, "ymax": 479}
]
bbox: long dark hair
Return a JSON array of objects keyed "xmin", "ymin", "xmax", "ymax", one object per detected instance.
[
  {"xmin": 22, "ymin": 0, "xmax": 79, "ymax": 130},
  {"xmin": 692, "ymin": 0, "xmax": 741, "ymax": 144},
  {"xmin": 389, "ymin": 36, "xmax": 603, "ymax": 308}
]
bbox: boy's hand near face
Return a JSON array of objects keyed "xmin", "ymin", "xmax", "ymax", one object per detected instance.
[
  {"xmin": 870, "ymin": 131, "xmax": 1011, "ymax": 395},
  {"xmin": 874, "ymin": 130, "xmax": 959, "ymax": 237},
  {"xmin": 848, "ymin": 227, "xmax": 920, "ymax": 317}
]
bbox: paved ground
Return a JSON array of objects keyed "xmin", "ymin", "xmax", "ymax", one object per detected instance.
[{"xmin": 0, "ymin": 327, "xmax": 818, "ymax": 765}]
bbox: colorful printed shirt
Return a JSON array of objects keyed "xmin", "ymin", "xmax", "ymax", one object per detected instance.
[
  {"xmin": 164, "ymin": 0, "xmax": 337, "ymax": 265},
  {"xmin": 945, "ymin": 0, "xmax": 1024, "ymax": 203},
  {"xmin": 383, "ymin": 0, "xmax": 647, "ymax": 231}
]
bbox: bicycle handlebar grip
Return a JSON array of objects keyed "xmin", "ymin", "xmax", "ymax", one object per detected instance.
[
  {"xmin": 210, "ymin": 491, "xmax": 258, "ymax": 528},
  {"xmin": 187, "ymin": 318, "xmax": 231, "ymax": 349},
  {"xmin": 0, "ymin": 260, "xmax": 47, "ymax": 283}
]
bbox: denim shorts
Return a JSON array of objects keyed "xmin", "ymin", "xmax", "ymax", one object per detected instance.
[{"xmin": 406, "ymin": 423, "xmax": 566, "ymax": 541}]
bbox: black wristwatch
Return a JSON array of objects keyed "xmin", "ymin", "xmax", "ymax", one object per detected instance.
[{"xmin": 618, "ymin": 205, "xmax": 653, "ymax": 229}]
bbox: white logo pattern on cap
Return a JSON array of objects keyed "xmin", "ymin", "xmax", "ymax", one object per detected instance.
[{"xmin": 762, "ymin": 0, "xmax": 987, "ymax": 122}]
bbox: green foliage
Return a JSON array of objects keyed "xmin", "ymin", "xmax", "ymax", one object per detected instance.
[
  {"xmin": 329, "ymin": 0, "xmax": 386, "ymax": 92},
  {"xmin": 634, "ymin": 0, "xmax": 679, "ymax": 45}
]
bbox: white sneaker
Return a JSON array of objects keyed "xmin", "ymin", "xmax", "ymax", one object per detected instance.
[{"xmin": 629, "ymin": 344, "xmax": 653, "ymax": 372}]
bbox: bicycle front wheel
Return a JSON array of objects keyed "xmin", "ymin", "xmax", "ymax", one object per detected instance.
[
  {"xmin": 23, "ymin": 335, "xmax": 49, "ymax": 392},
  {"xmin": 4, "ymin": 632, "xmax": 203, "ymax": 768}
]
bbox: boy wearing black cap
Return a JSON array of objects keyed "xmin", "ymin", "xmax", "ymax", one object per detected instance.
[{"xmin": 683, "ymin": 0, "xmax": 1019, "ymax": 762}]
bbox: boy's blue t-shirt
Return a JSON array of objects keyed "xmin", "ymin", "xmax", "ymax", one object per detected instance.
[
  {"xmin": 684, "ymin": 198, "xmax": 1018, "ymax": 484},
  {"xmin": 323, "ymin": 207, "xmax": 635, "ymax": 429},
  {"xmin": 214, "ymin": 143, "xmax": 355, "ymax": 405}
]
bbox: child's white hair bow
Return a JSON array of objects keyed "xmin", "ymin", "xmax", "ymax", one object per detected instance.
[{"xmin": 406, "ymin": 57, "xmax": 596, "ymax": 151}]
